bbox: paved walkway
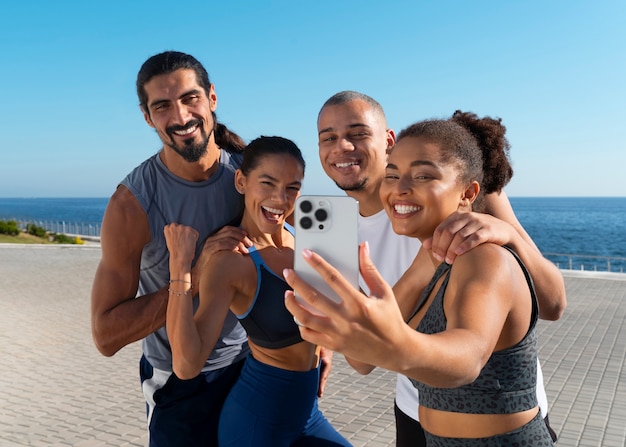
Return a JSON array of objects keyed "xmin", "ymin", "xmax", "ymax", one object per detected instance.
[{"xmin": 1, "ymin": 244, "xmax": 625, "ymax": 446}]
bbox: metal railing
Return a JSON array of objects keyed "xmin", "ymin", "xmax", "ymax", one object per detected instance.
[
  {"xmin": 5, "ymin": 219, "xmax": 625, "ymax": 273},
  {"xmin": 544, "ymin": 252, "xmax": 626, "ymax": 273},
  {"xmin": 13, "ymin": 220, "xmax": 102, "ymax": 238}
]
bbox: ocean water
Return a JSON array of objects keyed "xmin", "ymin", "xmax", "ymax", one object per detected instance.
[
  {"xmin": 510, "ymin": 197, "xmax": 626, "ymax": 256},
  {"xmin": 1, "ymin": 197, "xmax": 625, "ymax": 271},
  {"xmin": 510, "ymin": 197, "xmax": 626, "ymax": 272},
  {"xmin": 0, "ymin": 197, "xmax": 108, "ymax": 224}
]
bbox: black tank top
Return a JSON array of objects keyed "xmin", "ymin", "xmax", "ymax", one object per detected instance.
[{"xmin": 236, "ymin": 225, "xmax": 303, "ymax": 349}]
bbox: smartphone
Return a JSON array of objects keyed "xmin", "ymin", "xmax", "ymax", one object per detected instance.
[{"xmin": 294, "ymin": 195, "xmax": 359, "ymax": 310}]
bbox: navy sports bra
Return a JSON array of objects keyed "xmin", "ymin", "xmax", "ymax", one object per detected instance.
[
  {"xmin": 236, "ymin": 224, "xmax": 303, "ymax": 349},
  {"xmin": 410, "ymin": 246, "xmax": 540, "ymax": 414}
]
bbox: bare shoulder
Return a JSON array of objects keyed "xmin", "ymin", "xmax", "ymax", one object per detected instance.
[
  {"xmin": 100, "ymin": 186, "xmax": 149, "ymax": 258},
  {"xmin": 104, "ymin": 187, "xmax": 147, "ymax": 230},
  {"xmin": 198, "ymin": 249, "xmax": 257, "ymax": 310},
  {"xmin": 202, "ymin": 249, "xmax": 255, "ymax": 283},
  {"xmin": 453, "ymin": 243, "xmax": 521, "ymax": 281},
  {"xmin": 106, "ymin": 186, "xmax": 146, "ymax": 221},
  {"xmin": 445, "ymin": 243, "xmax": 525, "ymax": 325}
]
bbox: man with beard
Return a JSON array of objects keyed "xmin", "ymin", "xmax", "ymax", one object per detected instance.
[{"xmin": 91, "ymin": 51, "xmax": 252, "ymax": 447}]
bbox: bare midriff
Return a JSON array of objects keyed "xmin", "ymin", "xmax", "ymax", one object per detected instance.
[
  {"xmin": 250, "ymin": 341, "xmax": 319, "ymax": 372},
  {"xmin": 419, "ymin": 406, "xmax": 539, "ymax": 438}
]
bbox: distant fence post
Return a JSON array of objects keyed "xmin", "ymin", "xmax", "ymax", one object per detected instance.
[
  {"xmin": 11, "ymin": 219, "xmax": 102, "ymax": 238},
  {"xmin": 544, "ymin": 252, "xmax": 626, "ymax": 274}
]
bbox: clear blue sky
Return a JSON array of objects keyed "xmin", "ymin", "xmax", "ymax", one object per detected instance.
[{"xmin": 1, "ymin": 0, "xmax": 624, "ymax": 198}]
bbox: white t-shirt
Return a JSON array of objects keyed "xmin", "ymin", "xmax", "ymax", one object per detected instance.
[
  {"xmin": 358, "ymin": 209, "xmax": 548, "ymax": 420},
  {"xmin": 358, "ymin": 209, "xmax": 420, "ymax": 294}
]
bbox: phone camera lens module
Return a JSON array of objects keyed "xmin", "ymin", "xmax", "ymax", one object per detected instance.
[
  {"xmin": 300, "ymin": 200, "xmax": 313, "ymax": 213},
  {"xmin": 315, "ymin": 209, "xmax": 328, "ymax": 222},
  {"xmin": 300, "ymin": 216, "xmax": 313, "ymax": 229}
]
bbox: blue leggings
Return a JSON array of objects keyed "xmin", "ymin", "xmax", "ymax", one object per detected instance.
[
  {"xmin": 219, "ymin": 354, "xmax": 351, "ymax": 447},
  {"xmin": 423, "ymin": 411, "xmax": 554, "ymax": 446}
]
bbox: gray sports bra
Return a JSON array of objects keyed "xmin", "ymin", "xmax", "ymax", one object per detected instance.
[{"xmin": 409, "ymin": 246, "xmax": 539, "ymax": 414}]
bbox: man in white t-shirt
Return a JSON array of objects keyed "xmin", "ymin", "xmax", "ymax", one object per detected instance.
[{"xmin": 316, "ymin": 91, "xmax": 565, "ymax": 446}]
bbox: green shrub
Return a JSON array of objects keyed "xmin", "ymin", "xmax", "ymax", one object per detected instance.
[
  {"xmin": 0, "ymin": 220, "xmax": 19, "ymax": 236},
  {"xmin": 26, "ymin": 223, "xmax": 47, "ymax": 237},
  {"xmin": 50, "ymin": 233, "xmax": 83, "ymax": 244},
  {"xmin": 51, "ymin": 233, "xmax": 72, "ymax": 244}
]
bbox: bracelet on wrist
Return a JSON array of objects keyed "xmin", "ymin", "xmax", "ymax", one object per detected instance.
[
  {"xmin": 169, "ymin": 279, "xmax": 192, "ymax": 284},
  {"xmin": 168, "ymin": 286, "xmax": 193, "ymax": 297}
]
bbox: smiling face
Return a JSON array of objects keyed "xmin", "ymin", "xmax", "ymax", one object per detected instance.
[
  {"xmin": 379, "ymin": 136, "xmax": 478, "ymax": 241},
  {"xmin": 317, "ymin": 99, "xmax": 394, "ymax": 195},
  {"xmin": 141, "ymin": 68, "xmax": 217, "ymax": 162},
  {"xmin": 235, "ymin": 153, "xmax": 304, "ymax": 235}
]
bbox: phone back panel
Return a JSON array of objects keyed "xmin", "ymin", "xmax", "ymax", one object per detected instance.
[{"xmin": 294, "ymin": 195, "xmax": 359, "ymax": 305}]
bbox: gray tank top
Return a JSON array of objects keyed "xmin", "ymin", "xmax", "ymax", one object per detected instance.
[
  {"xmin": 120, "ymin": 150, "xmax": 249, "ymax": 372},
  {"xmin": 410, "ymin": 246, "xmax": 539, "ymax": 414}
]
